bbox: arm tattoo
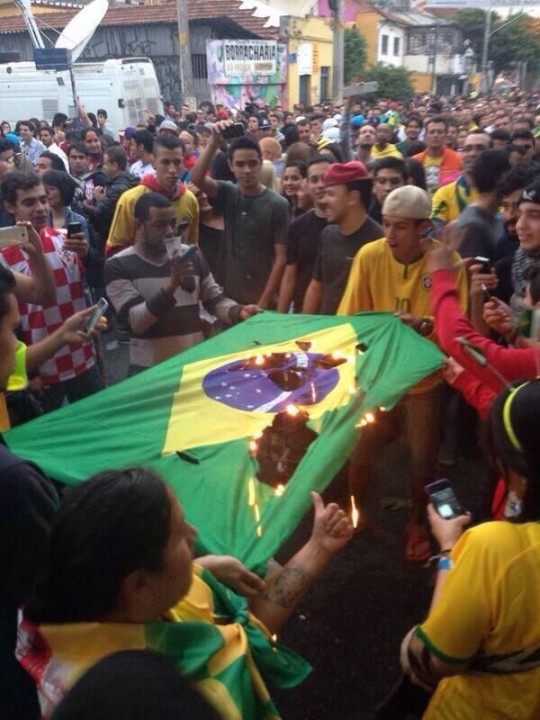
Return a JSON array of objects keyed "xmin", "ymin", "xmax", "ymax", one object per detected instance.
[{"xmin": 261, "ymin": 562, "xmax": 314, "ymax": 609}]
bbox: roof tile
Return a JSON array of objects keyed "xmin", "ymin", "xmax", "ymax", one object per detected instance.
[{"xmin": 0, "ymin": 0, "xmax": 279, "ymax": 38}]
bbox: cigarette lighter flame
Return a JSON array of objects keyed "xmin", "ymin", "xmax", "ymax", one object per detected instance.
[{"xmin": 350, "ymin": 495, "xmax": 359, "ymax": 529}]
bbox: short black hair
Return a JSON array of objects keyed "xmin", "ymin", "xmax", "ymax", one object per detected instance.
[
  {"xmin": 425, "ymin": 115, "xmax": 448, "ymax": 132},
  {"xmin": 68, "ymin": 142, "xmax": 90, "ymax": 157},
  {"xmin": 372, "ymin": 156, "xmax": 407, "ymax": 180},
  {"xmin": 134, "ymin": 192, "xmax": 172, "ymax": 222},
  {"xmin": 81, "ymin": 127, "xmax": 101, "ymax": 142},
  {"xmin": 406, "ymin": 114, "xmax": 423, "ymax": 128},
  {"xmin": 345, "ymin": 178, "xmax": 372, "ymax": 208},
  {"xmin": 50, "ymin": 650, "xmax": 222, "ymax": 720},
  {"xmin": 42, "ymin": 169, "xmax": 77, "ymax": 206},
  {"xmin": 404, "ymin": 140, "xmax": 426, "ymax": 157},
  {"xmin": 471, "ymin": 149, "xmax": 511, "ymax": 194},
  {"xmin": 490, "ymin": 128, "xmax": 511, "ymax": 144},
  {"xmin": 0, "ymin": 137, "xmax": 16, "ymax": 154},
  {"xmin": 404, "ymin": 158, "xmax": 427, "ymax": 191},
  {"xmin": 496, "ymin": 166, "xmax": 529, "ymax": 199},
  {"xmin": 228, "ymin": 135, "xmax": 262, "ymax": 162},
  {"xmin": 284, "ymin": 159, "xmax": 307, "ymax": 177},
  {"xmin": 307, "ymin": 155, "xmax": 332, "ymax": 170},
  {"xmin": 0, "ymin": 170, "xmax": 41, "ymax": 206},
  {"xmin": 132, "ymin": 129, "xmax": 154, "ymax": 154},
  {"xmin": 52, "ymin": 113, "xmax": 68, "ymax": 128},
  {"xmin": 104, "ymin": 145, "xmax": 127, "ymax": 171},
  {"xmin": 97, "ymin": 109, "xmax": 108, "ymax": 118},
  {"xmin": 38, "ymin": 152, "xmax": 66, "ymax": 172},
  {"xmin": 281, "ymin": 123, "xmax": 300, "ymax": 149},
  {"xmin": 0, "ymin": 265, "xmax": 16, "ymax": 322},
  {"xmin": 153, "ymin": 134, "xmax": 185, "ymax": 155},
  {"xmin": 511, "ymin": 129, "xmax": 534, "ymax": 143}
]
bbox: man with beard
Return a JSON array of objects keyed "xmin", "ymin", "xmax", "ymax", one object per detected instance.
[{"xmin": 354, "ymin": 124, "xmax": 376, "ymax": 165}]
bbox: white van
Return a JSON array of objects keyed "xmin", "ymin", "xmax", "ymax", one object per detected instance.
[{"xmin": 0, "ymin": 57, "xmax": 163, "ymax": 133}]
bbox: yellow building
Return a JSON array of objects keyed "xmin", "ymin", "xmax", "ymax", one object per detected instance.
[{"xmin": 285, "ymin": 15, "xmax": 334, "ymax": 108}]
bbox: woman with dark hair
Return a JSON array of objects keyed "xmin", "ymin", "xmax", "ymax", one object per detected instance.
[
  {"xmin": 400, "ymin": 378, "xmax": 540, "ymax": 719},
  {"xmin": 281, "ymin": 160, "xmax": 309, "ymax": 217},
  {"xmin": 18, "ymin": 467, "xmax": 353, "ymax": 719},
  {"xmin": 42, "ymin": 170, "xmax": 90, "ymax": 242},
  {"xmin": 404, "ymin": 158, "xmax": 427, "ymax": 191}
]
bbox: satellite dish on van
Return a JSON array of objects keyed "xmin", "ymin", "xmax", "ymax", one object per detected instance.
[{"xmin": 55, "ymin": 0, "xmax": 108, "ymax": 63}]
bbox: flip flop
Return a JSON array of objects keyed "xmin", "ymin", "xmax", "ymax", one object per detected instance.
[{"xmin": 405, "ymin": 523, "xmax": 432, "ymax": 563}]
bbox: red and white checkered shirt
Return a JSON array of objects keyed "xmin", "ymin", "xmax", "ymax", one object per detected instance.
[{"xmin": 0, "ymin": 227, "xmax": 95, "ymax": 385}]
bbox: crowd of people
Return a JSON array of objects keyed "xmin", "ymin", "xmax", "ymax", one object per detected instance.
[{"xmin": 1, "ymin": 89, "xmax": 540, "ymax": 719}]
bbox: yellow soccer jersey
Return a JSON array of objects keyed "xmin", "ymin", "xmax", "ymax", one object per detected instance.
[
  {"xmin": 371, "ymin": 144, "xmax": 403, "ymax": 159},
  {"xmin": 419, "ymin": 521, "xmax": 540, "ymax": 720},
  {"xmin": 431, "ymin": 175, "xmax": 478, "ymax": 226},
  {"xmin": 337, "ymin": 238, "xmax": 468, "ymax": 392},
  {"xmin": 107, "ymin": 184, "xmax": 199, "ymax": 249}
]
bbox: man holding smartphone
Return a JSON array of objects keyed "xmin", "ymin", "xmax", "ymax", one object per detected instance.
[
  {"xmin": 104, "ymin": 193, "xmax": 258, "ymax": 374},
  {"xmin": 0, "ymin": 171, "xmax": 102, "ymax": 411},
  {"xmin": 191, "ymin": 122, "xmax": 289, "ymax": 308}
]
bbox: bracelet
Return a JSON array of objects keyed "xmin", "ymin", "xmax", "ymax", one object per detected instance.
[
  {"xmin": 437, "ymin": 555, "xmax": 453, "ymax": 571},
  {"xmin": 425, "ymin": 548, "xmax": 453, "ymax": 568}
]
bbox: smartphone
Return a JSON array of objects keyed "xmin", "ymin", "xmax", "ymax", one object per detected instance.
[
  {"xmin": 0, "ymin": 225, "xmax": 29, "ymax": 249},
  {"xmin": 85, "ymin": 297, "xmax": 109, "ymax": 333},
  {"xmin": 474, "ymin": 256, "xmax": 492, "ymax": 274},
  {"xmin": 480, "ymin": 283, "xmax": 492, "ymax": 303},
  {"xmin": 222, "ymin": 122, "xmax": 246, "ymax": 139},
  {"xmin": 67, "ymin": 222, "xmax": 82, "ymax": 239},
  {"xmin": 425, "ymin": 478, "xmax": 465, "ymax": 519},
  {"xmin": 456, "ymin": 336, "xmax": 488, "ymax": 366}
]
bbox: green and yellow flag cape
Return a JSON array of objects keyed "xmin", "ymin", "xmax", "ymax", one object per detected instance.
[{"xmin": 4, "ymin": 312, "xmax": 442, "ymax": 570}]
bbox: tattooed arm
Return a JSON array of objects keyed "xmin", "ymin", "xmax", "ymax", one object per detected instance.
[{"xmin": 250, "ymin": 492, "xmax": 354, "ymax": 635}]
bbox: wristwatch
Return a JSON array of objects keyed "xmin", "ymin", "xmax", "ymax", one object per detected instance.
[{"xmin": 418, "ymin": 317, "xmax": 434, "ymax": 337}]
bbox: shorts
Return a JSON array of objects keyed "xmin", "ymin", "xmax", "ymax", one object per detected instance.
[{"xmin": 350, "ymin": 385, "xmax": 442, "ymax": 479}]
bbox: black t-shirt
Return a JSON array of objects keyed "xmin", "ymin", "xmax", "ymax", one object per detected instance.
[
  {"xmin": 286, "ymin": 209, "xmax": 327, "ymax": 312},
  {"xmin": 198, "ymin": 222, "xmax": 224, "ymax": 280},
  {"xmin": 313, "ymin": 216, "xmax": 383, "ymax": 314},
  {"xmin": 211, "ymin": 182, "xmax": 289, "ymax": 305}
]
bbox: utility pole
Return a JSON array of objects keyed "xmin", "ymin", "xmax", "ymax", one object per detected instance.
[
  {"xmin": 480, "ymin": 7, "xmax": 492, "ymax": 94},
  {"xmin": 331, "ymin": 0, "xmax": 344, "ymax": 105},
  {"xmin": 176, "ymin": 0, "xmax": 196, "ymax": 109}
]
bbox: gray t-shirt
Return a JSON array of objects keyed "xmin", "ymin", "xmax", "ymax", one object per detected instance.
[
  {"xmin": 211, "ymin": 181, "xmax": 289, "ymax": 305},
  {"xmin": 313, "ymin": 217, "xmax": 383, "ymax": 314}
]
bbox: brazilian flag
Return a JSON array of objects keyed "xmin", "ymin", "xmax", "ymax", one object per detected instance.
[{"xmin": 4, "ymin": 312, "xmax": 442, "ymax": 571}]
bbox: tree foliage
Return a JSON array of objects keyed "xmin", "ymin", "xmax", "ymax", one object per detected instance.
[
  {"xmin": 344, "ymin": 26, "xmax": 367, "ymax": 84},
  {"xmin": 454, "ymin": 9, "xmax": 540, "ymax": 76},
  {"xmin": 364, "ymin": 64, "xmax": 414, "ymax": 101}
]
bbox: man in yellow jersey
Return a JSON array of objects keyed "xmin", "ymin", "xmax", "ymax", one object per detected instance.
[
  {"xmin": 431, "ymin": 130, "xmax": 490, "ymax": 231},
  {"xmin": 106, "ymin": 134, "xmax": 199, "ymax": 256},
  {"xmin": 338, "ymin": 186, "xmax": 468, "ymax": 561}
]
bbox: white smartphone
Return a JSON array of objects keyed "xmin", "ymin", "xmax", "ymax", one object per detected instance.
[
  {"xmin": 0, "ymin": 225, "xmax": 29, "ymax": 249},
  {"xmin": 85, "ymin": 297, "xmax": 109, "ymax": 333}
]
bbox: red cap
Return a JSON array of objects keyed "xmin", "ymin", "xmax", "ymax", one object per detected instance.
[
  {"xmin": 216, "ymin": 110, "xmax": 228, "ymax": 119},
  {"xmin": 323, "ymin": 161, "xmax": 370, "ymax": 186}
]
